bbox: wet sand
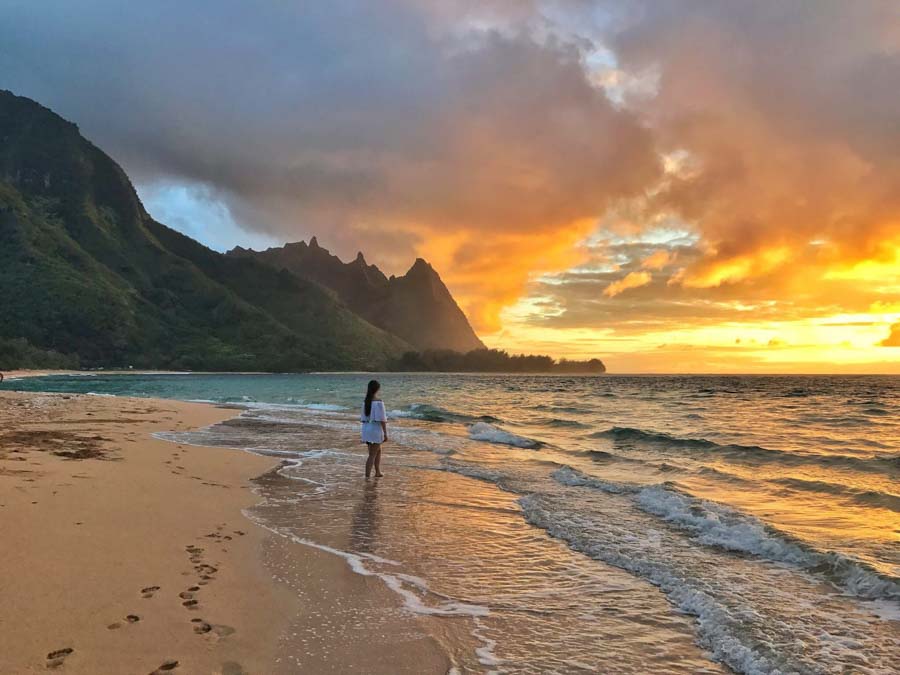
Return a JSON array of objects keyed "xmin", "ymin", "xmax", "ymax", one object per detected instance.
[{"xmin": 0, "ymin": 389, "xmax": 451, "ymax": 674}]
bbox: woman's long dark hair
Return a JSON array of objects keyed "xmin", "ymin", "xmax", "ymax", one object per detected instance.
[{"xmin": 364, "ymin": 379, "xmax": 380, "ymax": 417}]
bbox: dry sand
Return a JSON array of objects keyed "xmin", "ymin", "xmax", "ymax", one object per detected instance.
[
  {"xmin": 0, "ymin": 390, "xmax": 294, "ymax": 674},
  {"xmin": 0, "ymin": 388, "xmax": 454, "ymax": 674}
]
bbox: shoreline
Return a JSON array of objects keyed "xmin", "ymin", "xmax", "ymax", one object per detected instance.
[
  {"xmin": 3, "ymin": 372, "xmax": 897, "ymax": 673},
  {"xmin": 0, "ymin": 389, "xmax": 456, "ymax": 674}
]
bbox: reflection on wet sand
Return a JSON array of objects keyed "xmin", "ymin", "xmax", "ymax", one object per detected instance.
[{"xmin": 350, "ymin": 479, "xmax": 380, "ymax": 554}]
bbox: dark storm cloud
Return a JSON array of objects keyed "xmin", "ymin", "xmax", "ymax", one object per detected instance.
[
  {"xmin": 0, "ymin": 0, "xmax": 660, "ymax": 329},
  {"xmin": 2, "ymin": 0, "xmax": 898, "ymax": 339}
]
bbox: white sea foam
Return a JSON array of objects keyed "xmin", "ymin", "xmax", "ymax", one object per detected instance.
[
  {"xmin": 389, "ymin": 408, "xmax": 416, "ymax": 418},
  {"xmin": 636, "ymin": 485, "xmax": 900, "ymax": 601},
  {"xmin": 468, "ymin": 422, "xmax": 540, "ymax": 449},
  {"xmin": 275, "ymin": 469, "xmax": 330, "ymax": 493},
  {"xmin": 441, "ymin": 463, "xmax": 507, "ymax": 484},
  {"xmin": 247, "ymin": 516, "xmax": 489, "ymax": 617},
  {"xmin": 551, "ymin": 466, "xmax": 638, "ymax": 494},
  {"xmin": 388, "ymin": 403, "xmax": 432, "ymax": 418},
  {"xmin": 553, "ymin": 466, "xmax": 900, "ymax": 602},
  {"xmin": 298, "ymin": 402, "xmax": 347, "ymax": 411},
  {"xmin": 517, "ymin": 493, "xmax": 787, "ymax": 675},
  {"xmin": 635, "ymin": 484, "xmax": 813, "ymax": 565},
  {"xmin": 472, "ymin": 617, "xmax": 502, "ymax": 669}
]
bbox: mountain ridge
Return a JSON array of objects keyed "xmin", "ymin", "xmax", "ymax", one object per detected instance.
[
  {"xmin": 228, "ymin": 238, "xmax": 486, "ymax": 353},
  {"xmin": 0, "ymin": 89, "xmax": 414, "ymax": 370},
  {"xmin": 0, "ymin": 90, "xmax": 604, "ymax": 374}
]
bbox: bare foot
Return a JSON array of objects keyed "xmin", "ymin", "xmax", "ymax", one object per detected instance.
[{"xmin": 375, "ymin": 472, "xmax": 384, "ymax": 477}]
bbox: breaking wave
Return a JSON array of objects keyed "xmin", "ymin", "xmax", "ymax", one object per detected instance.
[
  {"xmin": 589, "ymin": 426, "xmax": 897, "ymax": 473},
  {"xmin": 468, "ymin": 422, "xmax": 543, "ymax": 449},
  {"xmin": 551, "ymin": 466, "xmax": 900, "ymax": 602}
]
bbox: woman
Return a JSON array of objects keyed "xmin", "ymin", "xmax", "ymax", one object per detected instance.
[{"xmin": 360, "ymin": 379, "xmax": 388, "ymax": 478}]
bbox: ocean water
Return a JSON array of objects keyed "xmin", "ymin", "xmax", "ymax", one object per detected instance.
[{"xmin": 4, "ymin": 373, "xmax": 898, "ymax": 674}]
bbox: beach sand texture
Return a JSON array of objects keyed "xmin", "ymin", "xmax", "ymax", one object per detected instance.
[{"xmin": 0, "ymin": 390, "xmax": 452, "ymax": 674}]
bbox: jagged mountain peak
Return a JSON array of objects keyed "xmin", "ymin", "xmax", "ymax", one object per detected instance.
[
  {"xmin": 229, "ymin": 238, "xmax": 485, "ymax": 353},
  {"xmin": 408, "ymin": 257, "xmax": 434, "ymax": 274}
]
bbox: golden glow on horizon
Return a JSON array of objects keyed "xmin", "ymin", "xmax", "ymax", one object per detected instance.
[
  {"xmin": 485, "ymin": 298, "xmax": 900, "ymax": 373},
  {"xmin": 455, "ymin": 228, "xmax": 900, "ymax": 373}
]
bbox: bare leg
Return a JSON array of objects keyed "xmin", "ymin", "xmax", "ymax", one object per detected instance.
[
  {"xmin": 374, "ymin": 446, "xmax": 383, "ymax": 477},
  {"xmin": 365, "ymin": 443, "xmax": 379, "ymax": 478}
]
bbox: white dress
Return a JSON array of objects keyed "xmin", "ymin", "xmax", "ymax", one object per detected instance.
[{"xmin": 360, "ymin": 400, "xmax": 387, "ymax": 444}]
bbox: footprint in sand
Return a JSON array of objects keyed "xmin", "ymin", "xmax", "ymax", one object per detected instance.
[
  {"xmin": 108, "ymin": 614, "xmax": 140, "ymax": 629},
  {"xmin": 221, "ymin": 661, "xmax": 248, "ymax": 675},
  {"xmin": 149, "ymin": 659, "xmax": 179, "ymax": 674},
  {"xmin": 192, "ymin": 620, "xmax": 213, "ymax": 634},
  {"xmin": 213, "ymin": 625, "xmax": 235, "ymax": 638},
  {"xmin": 141, "ymin": 585, "xmax": 161, "ymax": 598},
  {"xmin": 46, "ymin": 647, "xmax": 74, "ymax": 669},
  {"xmin": 190, "ymin": 619, "xmax": 235, "ymax": 639}
]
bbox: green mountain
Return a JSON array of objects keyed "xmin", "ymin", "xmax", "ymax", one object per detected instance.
[
  {"xmin": 228, "ymin": 239, "xmax": 486, "ymax": 353},
  {"xmin": 0, "ymin": 90, "xmax": 415, "ymax": 371}
]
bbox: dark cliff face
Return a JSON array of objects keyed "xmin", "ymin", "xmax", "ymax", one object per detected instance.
[
  {"xmin": 228, "ymin": 241, "xmax": 486, "ymax": 353},
  {"xmin": 0, "ymin": 90, "xmax": 410, "ymax": 370}
]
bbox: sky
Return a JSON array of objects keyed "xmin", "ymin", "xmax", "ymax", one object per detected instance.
[{"xmin": 1, "ymin": 0, "xmax": 898, "ymax": 373}]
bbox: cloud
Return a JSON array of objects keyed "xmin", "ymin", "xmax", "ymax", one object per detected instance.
[
  {"xmin": 608, "ymin": 0, "xmax": 900, "ymax": 286},
  {"xmin": 1, "ymin": 0, "xmax": 897, "ymax": 343},
  {"xmin": 641, "ymin": 249, "xmax": 672, "ymax": 270},
  {"xmin": 604, "ymin": 271, "xmax": 651, "ymax": 297},
  {"xmin": 510, "ymin": 1, "xmax": 900, "ymax": 347},
  {"xmin": 881, "ymin": 323, "xmax": 900, "ymax": 347},
  {"xmin": 0, "ymin": 0, "xmax": 659, "ymax": 330}
]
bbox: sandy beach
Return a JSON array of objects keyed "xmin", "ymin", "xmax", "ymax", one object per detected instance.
[
  {"xmin": 0, "ymin": 389, "xmax": 290, "ymax": 673},
  {"xmin": 5, "ymin": 371, "xmax": 895, "ymax": 673},
  {"xmin": 0, "ymin": 387, "xmax": 453, "ymax": 674}
]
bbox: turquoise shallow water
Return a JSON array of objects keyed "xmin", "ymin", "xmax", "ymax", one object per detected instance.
[{"xmin": 4, "ymin": 373, "xmax": 899, "ymax": 673}]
